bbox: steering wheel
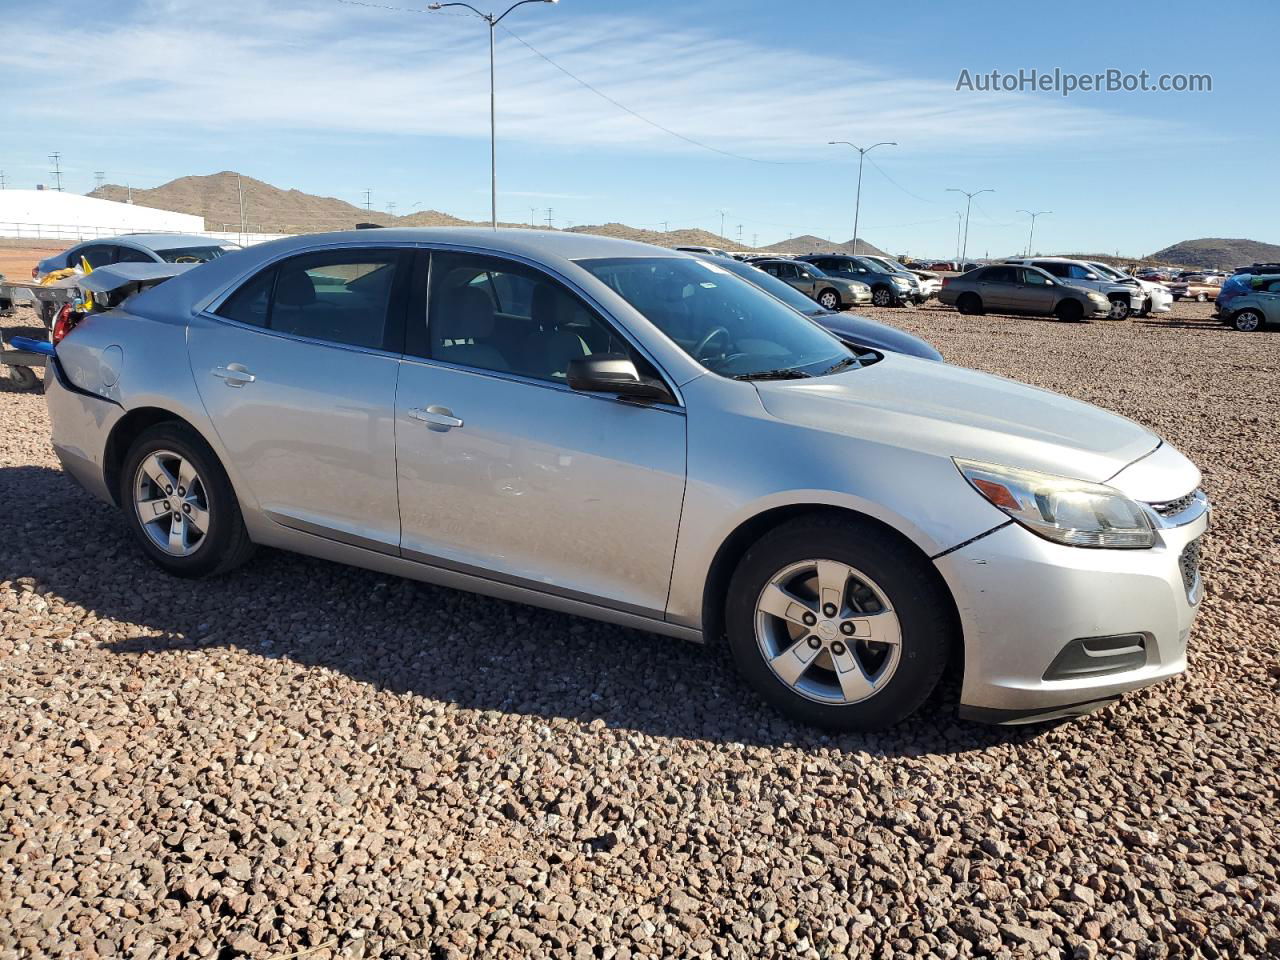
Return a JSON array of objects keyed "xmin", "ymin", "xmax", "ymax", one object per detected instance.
[{"xmin": 693, "ymin": 326, "xmax": 731, "ymax": 360}]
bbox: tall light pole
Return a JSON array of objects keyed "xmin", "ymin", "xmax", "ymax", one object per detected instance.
[
  {"xmin": 429, "ymin": 0, "xmax": 559, "ymax": 229},
  {"xmin": 946, "ymin": 187, "xmax": 993, "ymax": 264},
  {"xmin": 954, "ymin": 212, "xmax": 963, "ymax": 264},
  {"xmin": 828, "ymin": 140, "xmax": 896, "ymax": 254},
  {"xmin": 1017, "ymin": 209, "xmax": 1051, "ymax": 256}
]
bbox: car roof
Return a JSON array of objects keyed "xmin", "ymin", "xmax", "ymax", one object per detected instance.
[
  {"xmin": 251, "ymin": 228, "xmax": 682, "ymax": 262},
  {"xmin": 96, "ymin": 233, "xmax": 232, "ymax": 252}
]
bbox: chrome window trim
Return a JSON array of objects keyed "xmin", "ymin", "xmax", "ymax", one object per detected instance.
[{"xmin": 397, "ymin": 352, "xmax": 685, "ymax": 417}]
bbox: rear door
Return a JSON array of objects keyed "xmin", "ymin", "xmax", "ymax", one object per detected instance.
[
  {"xmin": 189, "ymin": 247, "xmax": 411, "ymax": 550},
  {"xmin": 976, "ymin": 266, "xmax": 1018, "ymax": 309}
]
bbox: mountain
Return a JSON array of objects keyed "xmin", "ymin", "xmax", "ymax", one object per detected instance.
[
  {"xmin": 1147, "ymin": 238, "xmax": 1280, "ymax": 270},
  {"xmin": 86, "ymin": 172, "xmax": 888, "ymax": 255},
  {"xmin": 758, "ymin": 235, "xmax": 888, "ymax": 257}
]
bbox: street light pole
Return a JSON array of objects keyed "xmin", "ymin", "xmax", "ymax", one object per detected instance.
[
  {"xmin": 828, "ymin": 140, "xmax": 896, "ymax": 254},
  {"xmin": 429, "ymin": 0, "xmax": 559, "ymax": 229},
  {"xmin": 1017, "ymin": 209, "xmax": 1051, "ymax": 257},
  {"xmin": 946, "ymin": 187, "xmax": 994, "ymax": 264}
]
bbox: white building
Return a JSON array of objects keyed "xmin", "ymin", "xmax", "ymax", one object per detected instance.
[{"xmin": 0, "ymin": 189, "xmax": 205, "ymax": 242}]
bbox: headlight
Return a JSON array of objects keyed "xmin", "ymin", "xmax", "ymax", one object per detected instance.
[
  {"xmin": 954, "ymin": 459, "xmax": 1155, "ymax": 549},
  {"xmin": 1088, "ymin": 292, "xmax": 1109, "ymax": 304},
  {"xmin": 892, "ymin": 277, "xmax": 911, "ymax": 288}
]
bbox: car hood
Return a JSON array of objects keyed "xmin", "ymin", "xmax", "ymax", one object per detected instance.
[{"xmin": 753, "ymin": 354, "xmax": 1157, "ymax": 482}]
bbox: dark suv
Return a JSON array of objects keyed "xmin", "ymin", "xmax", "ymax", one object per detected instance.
[{"xmin": 797, "ymin": 255, "xmax": 923, "ymax": 307}]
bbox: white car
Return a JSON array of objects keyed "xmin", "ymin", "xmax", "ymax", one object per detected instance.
[{"xmin": 1086, "ymin": 262, "xmax": 1171, "ymax": 315}]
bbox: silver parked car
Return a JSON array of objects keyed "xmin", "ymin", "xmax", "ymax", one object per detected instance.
[
  {"xmin": 939, "ymin": 263, "xmax": 1113, "ymax": 321},
  {"xmin": 45, "ymin": 229, "xmax": 1209, "ymax": 729},
  {"xmin": 1004, "ymin": 257, "xmax": 1144, "ymax": 319}
]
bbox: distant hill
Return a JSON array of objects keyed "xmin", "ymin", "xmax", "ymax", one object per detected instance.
[
  {"xmin": 759, "ymin": 235, "xmax": 888, "ymax": 257},
  {"xmin": 87, "ymin": 172, "xmax": 790, "ymax": 252},
  {"xmin": 1147, "ymin": 238, "xmax": 1280, "ymax": 270}
]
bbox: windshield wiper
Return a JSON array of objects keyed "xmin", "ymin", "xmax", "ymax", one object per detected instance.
[
  {"xmin": 820, "ymin": 355, "xmax": 860, "ymax": 376},
  {"xmin": 733, "ymin": 367, "xmax": 813, "ymax": 381}
]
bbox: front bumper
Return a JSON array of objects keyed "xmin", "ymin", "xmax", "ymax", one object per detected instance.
[
  {"xmin": 936, "ymin": 500, "xmax": 1208, "ymax": 724},
  {"xmin": 45, "ymin": 355, "xmax": 122, "ymax": 505}
]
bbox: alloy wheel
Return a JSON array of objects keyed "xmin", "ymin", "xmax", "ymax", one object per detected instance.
[
  {"xmin": 872, "ymin": 288, "xmax": 893, "ymax": 307},
  {"xmin": 754, "ymin": 559, "xmax": 901, "ymax": 705},
  {"xmin": 819, "ymin": 291, "xmax": 840, "ymax": 310},
  {"xmin": 133, "ymin": 450, "xmax": 211, "ymax": 557},
  {"xmin": 1234, "ymin": 311, "xmax": 1262, "ymax": 332}
]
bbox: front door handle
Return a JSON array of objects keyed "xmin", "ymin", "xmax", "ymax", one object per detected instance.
[
  {"xmin": 409, "ymin": 405, "xmax": 464, "ymax": 431},
  {"xmin": 211, "ymin": 364, "xmax": 256, "ymax": 387}
]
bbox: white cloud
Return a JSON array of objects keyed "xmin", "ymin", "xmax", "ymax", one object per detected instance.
[{"xmin": 0, "ymin": 0, "xmax": 1165, "ymax": 159}]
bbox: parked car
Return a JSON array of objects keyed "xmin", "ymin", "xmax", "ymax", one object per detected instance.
[
  {"xmin": 689, "ymin": 253, "xmax": 943, "ymax": 361},
  {"xmin": 752, "ymin": 258, "xmax": 871, "ymax": 311},
  {"xmin": 44, "ymin": 228, "xmax": 1208, "ymax": 730},
  {"xmin": 32, "ymin": 234, "xmax": 240, "ymax": 324},
  {"xmin": 797, "ymin": 255, "xmax": 923, "ymax": 307},
  {"xmin": 1168, "ymin": 275, "xmax": 1222, "ymax": 302},
  {"xmin": 674, "ymin": 244, "xmax": 731, "ymax": 258},
  {"xmin": 1231, "ymin": 262, "xmax": 1280, "ymax": 276},
  {"xmin": 1083, "ymin": 261, "xmax": 1172, "ymax": 316},
  {"xmin": 859, "ymin": 256, "xmax": 943, "ymax": 300},
  {"xmin": 940, "ymin": 263, "xmax": 1112, "ymax": 321},
  {"xmin": 1215, "ymin": 273, "xmax": 1280, "ymax": 331},
  {"xmin": 1004, "ymin": 257, "xmax": 1142, "ymax": 319}
]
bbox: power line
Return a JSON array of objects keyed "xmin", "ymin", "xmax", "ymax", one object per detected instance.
[
  {"xmin": 498, "ymin": 25, "xmax": 820, "ymax": 167},
  {"xmin": 865, "ymin": 155, "xmax": 935, "ymax": 205}
]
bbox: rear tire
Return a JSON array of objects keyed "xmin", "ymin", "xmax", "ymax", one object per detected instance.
[
  {"xmin": 725, "ymin": 515, "xmax": 954, "ymax": 731},
  {"xmin": 1232, "ymin": 309, "xmax": 1264, "ymax": 332},
  {"xmin": 119, "ymin": 422, "xmax": 255, "ymax": 578},
  {"xmin": 1055, "ymin": 299, "xmax": 1085, "ymax": 323},
  {"xmin": 956, "ymin": 293, "xmax": 983, "ymax": 315},
  {"xmin": 1195, "ymin": 293, "xmax": 1208, "ymax": 302},
  {"xmin": 6, "ymin": 365, "xmax": 39, "ymax": 390}
]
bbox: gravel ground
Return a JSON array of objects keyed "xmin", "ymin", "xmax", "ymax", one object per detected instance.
[{"xmin": 2, "ymin": 300, "xmax": 1278, "ymax": 959}]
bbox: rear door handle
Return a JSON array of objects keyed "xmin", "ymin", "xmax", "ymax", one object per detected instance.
[
  {"xmin": 211, "ymin": 364, "xmax": 256, "ymax": 386},
  {"xmin": 409, "ymin": 405, "xmax": 463, "ymax": 430}
]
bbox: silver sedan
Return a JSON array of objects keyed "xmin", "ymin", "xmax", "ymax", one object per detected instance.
[{"xmin": 44, "ymin": 229, "xmax": 1208, "ymax": 729}]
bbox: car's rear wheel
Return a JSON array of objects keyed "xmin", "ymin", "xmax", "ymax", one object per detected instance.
[
  {"xmin": 956, "ymin": 293, "xmax": 983, "ymax": 315},
  {"xmin": 1232, "ymin": 309, "xmax": 1264, "ymax": 332},
  {"xmin": 817, "ymin": 288, "xmax": 841, "ymax": 311},
  {"xmin": 1195, "ymin": 292, "xmax": 1208, "ymax": 302},
  {"xmin": 120, "ymin": 422, "xmax": 255, "ymax": 578},
  {"xmin": 725, "ymin": 515, "xmax": 953, "ymax": 730},
  {"xmin": 1056, "ymin": 299, "xmax": 1085, "ymax": 323},
  {"xmin": 871, "ymin": 286, "xmax": 895, "ymax": 308}
]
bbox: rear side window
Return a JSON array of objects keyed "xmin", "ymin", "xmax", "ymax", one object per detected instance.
[
  {"xmin": 216, "ymin": 249, "xmax": 405, "ymax": 350},
  {"xmin": 77, "ymin": 245, "xmax": 118, "ymax": 269},
  {"xmin": 982, "ymin": 266, "xmax": 1017, "ymax": 283},
  {"xmin": 1034, "ymin": 262, "xmax": 1070, "ymax": 279}
]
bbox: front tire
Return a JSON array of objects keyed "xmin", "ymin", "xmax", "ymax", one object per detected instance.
[
  {"xmin": 817, "ymin": 288, "xmax": 841, "ymax": 311},
  {"xmin": 725, "ymin": 515, "xmax": 954, "ymax": 731},
  {"xmin": 871, "ymin": 286, "xmax": 895, "ymax": 308},
  {"xmin": 1108, "ymin": 298, "xmax": 1130, "ymax": 320},
  {"xmin": 1055, "ymin": 299, "xmax": 1085, "ymax": 323},
  {"xmin": 119, "ymin": 422, "xmax": 255, "ymax": 578},
  {"xmin": 1195, "ymin": 292, "xmax": 1208, "ymax": 302},
  {"xmin": 1232, "ymin": 309, "xmax": 1264, "ymax": 332}
]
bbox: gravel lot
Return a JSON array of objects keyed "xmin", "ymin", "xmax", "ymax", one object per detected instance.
[{"xmin": 2, "ymin": 300, "xmax": 1278, "ymax": 959}]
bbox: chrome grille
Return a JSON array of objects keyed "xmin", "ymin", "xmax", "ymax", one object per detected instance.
[
  {"xmin": 1180, "ymin": 538, "xmax": 1202, "ymax": 598},
  {"xmin": 1151, "ymin": 490, "xmax": 1200, "ymax": 518}
]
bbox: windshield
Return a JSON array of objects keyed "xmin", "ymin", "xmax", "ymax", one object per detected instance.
[
  {"xmin": 700, "ymin": 256, "xmax": 824, "ymax": 315},
  {"xmin": 1089, "ymin": 262, "xmax": 1125, "ymax": 280},
  {"xmin": 154, "ymin": 245, "xmax": 234, "ymax": 264},
  {"xmin": 578, "ymin": 257, "xmax": 852, "ymax": 379}
]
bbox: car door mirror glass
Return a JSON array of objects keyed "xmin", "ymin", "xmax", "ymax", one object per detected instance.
[{"xmin": 567, "ymin": 354, "xmax": 674, "ymax": 403}]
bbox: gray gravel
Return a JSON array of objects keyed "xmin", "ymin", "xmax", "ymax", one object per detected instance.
[{"xmin": 2, "ymin": 300, "xmax": 1278, "ymax": 959}]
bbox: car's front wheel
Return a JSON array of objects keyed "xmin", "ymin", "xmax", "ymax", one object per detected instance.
[
  {"xmin": 871, "ymin": 286, "xmax": 895, "ymax": 308},
  {"xmin": 1232, "ymin": 309, "xmax": 1264, "ymax": 332},
  {"xmin": 817, "ymin": 288, "xmax": 841, "ymax": 311},
  {"xmin": 1108, "ymin": 298, "xmax": 1130, "ymax": 320},
  {"xmin": 1056, "ymin": 299, "xmax": 1085, "ymax": 323},
  {"xmin": 120, "ymin": 422, "xmax": 255, "ymax": 578},
  {"xmin": 726, "ymin": 515, "xmax": 954, "ymax": 730}
]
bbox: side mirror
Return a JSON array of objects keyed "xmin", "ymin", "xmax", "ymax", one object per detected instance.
[
  {"xmin": 567, "ymin": 354, "xmax": 674, "ymax": 403},
  {"xmin": 1084, "ymin": 273, "xmax": 1099, "ymax": 280}
]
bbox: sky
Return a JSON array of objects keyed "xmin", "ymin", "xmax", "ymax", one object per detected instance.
[{"xmin": 0, "ymin": 0, "xmax": 1274, "ymax": 257}]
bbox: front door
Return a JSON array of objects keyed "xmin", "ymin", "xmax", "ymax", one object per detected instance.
[
  {"xmin": 189, "ymin": 248, "xmax": 411, "ymax": 549},
  {"xmin": 393, "ymin": 251, "xmax": 687, "ymax": 617},
  {"xmin": 1015, "ymin": 268, "xmax": 1057, "ymax": 312}
]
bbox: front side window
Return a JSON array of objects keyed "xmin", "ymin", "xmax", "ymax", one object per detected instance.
[
  {"xmin": 1021, "ymin": 269, "xmax": 1051, "ymax": 286},
  {"xmin": 1066, "ymin": 264, "xmax": 1097, "ymax": 280},
  {"xmin": 115, "ymin": 247, "xmax": 156, "ymax": 265},
  {"xmin": 215, "ymin": 250, "xmax": 402, "ymax": 350},
  {"xmin": 426, "ymin": 252, "xmax": 638, "ymax": 383},
  {"xmin": 577, "ymin": 257, "xmax": 853, "ymax": 380}
]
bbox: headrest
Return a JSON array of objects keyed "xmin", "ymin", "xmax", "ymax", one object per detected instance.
[
  {"xmin": 437, "ymin": 286, "xmax": 495, "ymax": 340},
  {"xmin": 276, "ymin": 268, "xmax": 316, "ymax": 307}
]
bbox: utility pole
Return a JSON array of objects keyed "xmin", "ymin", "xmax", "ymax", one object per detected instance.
[
  {"xmin": 946, "ymin": 187, "xmax": 994, "ymax": 265},
  {"xmin": 0, "ymin": 171, "xmax": 6, "ymax": 190},
  {"xmin": 717, "ymin": 209, "xmax": 728, "ymax": 240},
  {"xmin": 753, "ymin": 233, "xmax": 758, "ymax": 248},
  {"xmin": 661, "ymin": 220, "xmax": 669, "ymax": 233},
  {"xmin": 94, "ymin": 171, "xmax": 105, "ymax": 191},
  {"xmin": 736, "ymin": 224, "xmax": 743, "ymax": 244},
  {"xmin": 49, "ymin": 153, "xmax": 64, "ymax": 192},
  {"xmin": 530, "ymin": 207, "xmax": 537, "ymax": 228},
  {"xmin": 363, "ymin": 189, "xmax": 372, "ymax": 211},
  {"xmin": 954, "ymin": 212, "xmax": 963, "ymax": 263},
  {"xmin": 388, "ymin": 202, "xmax": 397, "ymax": 217},
  {"xmin": 828, "ymin": 140, "xmax": 896, "ymax": 255},
  {"xmin": 1017, "ymin": 210, "xmax": 1051, "ymax": 257},
  {"xmin": 545, "ymin": 207, "xmax": 553, "ymax": 228},
  {"xmin": 127, "ymin": 184, "xmax": 134, "ymax": 204},
  {"xmin": 236, "ymin": 175, "xmax": 246, "ymax": 243}
]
